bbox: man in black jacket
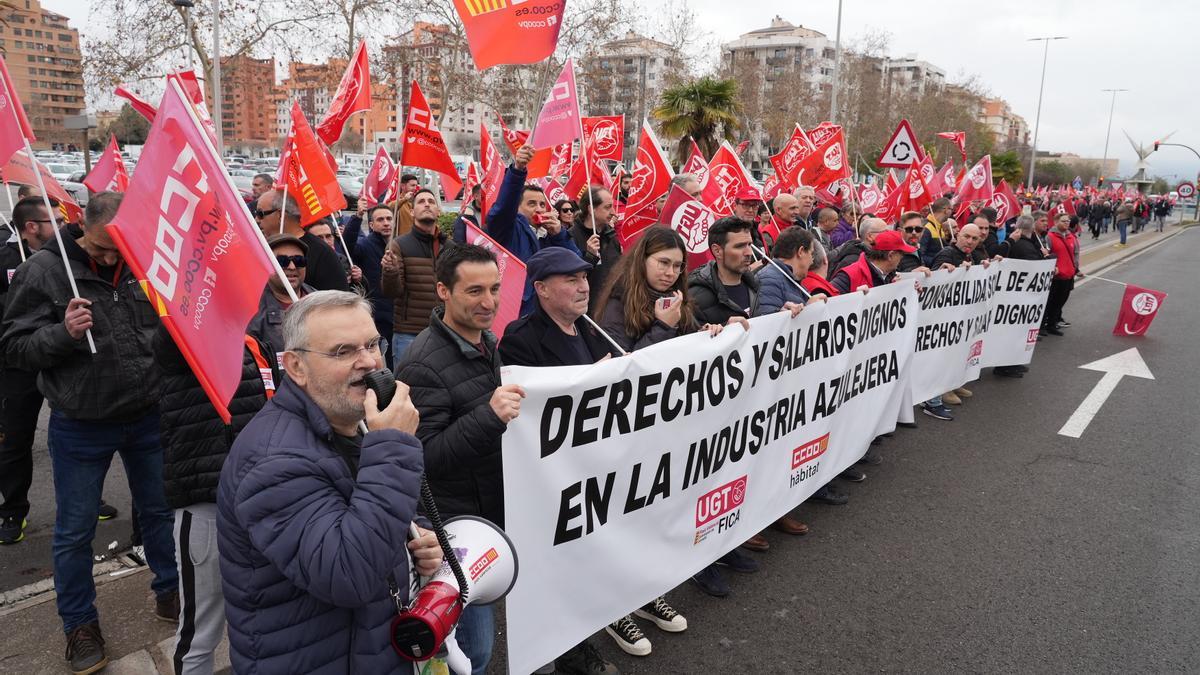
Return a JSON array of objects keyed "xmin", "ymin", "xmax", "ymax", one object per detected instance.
[
  {"xmin": 688, "ymin": 217, "xmax": 759, "ymax": 325},
  {"xmin": 828, "ymin": 217, "xmax": 890, "ymax": 276},
  {"xmin": 0, "ymin": 192, "xmax": 179, "ymax": 673},
  {"xmin": 254, "ymin": 191, "xmax": 349, "ymax": 292},
  {"xmin": 0, "ymin": 196, "xmax": 58, "ymax": 544},
  {"xmin": 342, "ymin": 204, "xmax": 395, "ymax": 366},
  {"xmin": 154, "ymin": 326, "xmax": 274, "ymax": 674},
  {"xmin": 931, "ymin": 223, "xmax": 987, "ymax": 268},
  {"xmin": 395, "ymin": 244, "xmax": 525, "ymax": 675}
]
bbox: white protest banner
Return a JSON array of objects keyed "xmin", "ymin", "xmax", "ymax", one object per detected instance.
[
  {"xmin": 904, "ymin": 263, "xmax": 998, "ymax": 403},
  {"xmin": 501, "ymin": 283, "xmax": 917, "ymax": 674},
  {"xmin": 978, "ymin": 258, "xmax": 1055, "ymax": 367}
]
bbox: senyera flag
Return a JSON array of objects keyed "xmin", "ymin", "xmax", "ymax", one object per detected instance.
[
  {"xmin": 529, "ymin": 58, "xmax": 581, "ymax": 151},
  {"xmin": 283, "ymin": 102, "xmax": 347, "ymax": 226},
  {"xmin": 1112, "ymin": 284, "xmax": 1167, "ymax": 337},
  {"xmin": 463, "ymin": 219, "xmax": 526, "ymax": 337},
  {"xmin": 107, "ymin": 78, "xmax": 280, "ymax": 423},
  {"xmin": 1, "ymin": 150, "xmax": 83, "ymax": 222},
  {"xmin": 359, "ymin": 145, "xmax": 397, "ymax": 206},
  {"xmin": 317, "ymin": 41, "xmax": 371, "ymax": 146},
  {"xmin": 83, "ymin": 135, "xmax": 130, "ymax": 193},
  {"xmin": 622, "ymin": 121, "xmax": 674, "ymax": 247},
  {"xmin": 0, "ymin": 54, "xmax": 35, "ymax": 166},
  {"xmin": 454, "ymin": 0, "xmax": 565, "ymax": 70},
  {"xmin": 402, "ymin": 81, "xmax": 460, "ymax": 178},
  {"xmin": 658, "ymin": 184, "xmax": 716, "ymax": 270}
]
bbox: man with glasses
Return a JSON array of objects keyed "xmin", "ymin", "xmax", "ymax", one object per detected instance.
[
  {"xmin": 218, "ymin": 290, "xmax": 443, "ymax": 674},
  {"xmin": 253, "ymin": 190, "xmax": 349, "ymax": 292},
  {"xmin": 247, "ymin": 234, "xmax": 316, "ymax": 367},
  {"xmin": 897, "ymin": 211, "xmax": 929, "ymax": 272},
  {"xmin": 0, "ymin": 196, "xmax": 63, "ymax": 545},
  {"xmin": 1, "ymin": 193, "xmax": 180, "ymax": 673}
]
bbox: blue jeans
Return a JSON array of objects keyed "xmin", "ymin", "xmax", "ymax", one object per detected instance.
[
  {"xmin": 48, "ymin": 410, "xmax": 178, "ymax": 633},
  {"xmin": 455, "ymin": 603, "xmax": 495, "ymax": 675},
  {"xmin": 1118, "ymin": 221, "xmax": 1128, "ymax": 245},
  {"xmin": 392, "ymin": 333, "xmax": 418, "ymax": 362}
]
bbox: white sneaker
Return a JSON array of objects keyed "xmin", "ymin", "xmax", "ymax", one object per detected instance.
[
  {"xmin": 634, "ymin": 596, "xmax": 688, "ymax": 633},
  {"xmin": 604, "ymin": 615, "xmax": 651, "ymax": 656}
]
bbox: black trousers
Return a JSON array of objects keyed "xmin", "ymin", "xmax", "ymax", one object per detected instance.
[
  {"xmin": 1044, "ymin": 277, "xmax": 1075, "ymax": 328},
  {"xmin": 0, "ymin": 368, "xmax": 43, "ymax": 520}
]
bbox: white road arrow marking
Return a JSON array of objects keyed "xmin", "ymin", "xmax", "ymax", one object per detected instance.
[{"xmin": 1057, "ymin": 348, "xmax": 1154, "ymax": 438}]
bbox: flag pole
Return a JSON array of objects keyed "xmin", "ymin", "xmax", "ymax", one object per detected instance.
[
  {"xmin": 23, "ymin": 142, "xmax": 96, "ymax": 353},
  {"xmin": 751, "ymin": 243, "xmax": 808, "ymax": 295},
  {"xmin": 570, "ymin": 60, "xmax": 600, "ymax": 262},
  {"xmin": 1, "ymin": 184, "xmax": 22, "ymax": 263},
  {"xmin": 581, "ymin": 313, "xmax": 627, "ymax": 356},
  {"xmin": 168, "ymin": 78, "xmax": 298, "ymax": 302}
]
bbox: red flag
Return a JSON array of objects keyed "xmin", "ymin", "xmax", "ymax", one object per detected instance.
[
  {"xmin": 762, "ymin": 173, "xmax": 785, "ymax": 201},
  {"xmin": 547, "ymin": 142, "xmax": 573, "ymax": 180},
  {"xmin": 770, "ymin": 124, "xmax": 817, "ymax": 191},
  {"xmin": 454, "ymin": 0, "xmax": 564, "ymax": 70},
  {"xmin": 439, "ymin": 169, "xmax": 463, "ymax": 202},
  {"xmin": 534, "ymin": 176, "xmax": 568, "ymax": 204},
  {"xmin": 658, "ymin": 184, "xmax": 716, "ymax": 270},
  {"xmin": 479, "ymin": 122, "xmax": 504, "ymax": 225},
  {"xmin": 463, "ymin": 219, "xmax": 527, "ymax": 336},
  {"xmin": 791, "ymin": 127, "xmax": 850, "ymax": 190},
  {"xmin": 462, "ymin": 162, "xmax": 480, "ymax": 205},
  {"xmin": 932, "ymin": 161, "xmax": 957, "ymax": 196},
  {"xmin": 562, "ymin": 155, "xmax": 588, "ymax": 203},
  {"xmin": 1112, "ymin": 284, "xmax": 1167, "ymax": 336},
  {"xmin": 875, "ymin": 175, "xmax": 907, "ymax": 224},
  {"xmin": 115, "ymin": 85, "xmax": 158, "ymax": 122},
  {"xmin": 884, "ymin": 169, "xmax": 899, "ymax": 195},
  {"xmin": 529, "ymin": 58, "xmax": 581, "ymax": 150},
  {"xmin": 815, "ymin": 178, "xmax": 854, "ymax": 210},
  {"xmin": 706, "ymin": 141, "xmax": 757, "ymax": 216},
  {"xmin": 954, "ymin": 155, "xmax": 993, "ymax": 207},
  {"xmin": 1, "ymin": 150, "xmax": 82, "ymax": 222},
  {"xmin": 167, "ymin": 71, "xmax": 219, "ymax": 147},
  {"xmin": 807, "ymin": 122, "xmax": 842, "ymax": 148},
  {"xmin": 735, "ymin": 140, "xmax": 750, "ymax": 157},
  {"xmin": 83, "ymin": 135, "xmax": 130, "ymax": 193},
  {"xmin": 401, "ymin": 81, "xmax": 460, "ymax": 178},
  {"xmin": 494, "ymin": 113, "xmax": 552, "ymax": 178},
  {"xmin": 900, "ymin": 161, "xmax": 933, "ymax": 213},
  {"xmin": 359, "ymin": 146, "xmax": 397, "ymax": 205},
  {"xmin": 317, "ymin": 42, "xmax": 371, "ymax": 146},
  {"xmin": 106, "ymin": 79, "xmax": 277, "ymax": 423},
  {"xmin": 0, "ymin": 55, "xmax": 35, "ymax": 166},
  {"xmin": 621, "ymin": 122, "xmax": 674, "ymax": 246},
  {"xmin": 936, "ymin": 131, "xmax": 967, "ymax": 162},
  {"xmin": 582, "ymin": 115, "xmax": 624, "ymax": 162},
  {"xmin": 858, "ymin": 183, "xmax": 886, "ymax": 214},
  {"xmin": 681, "ymin": 139, "xmax": 724, "ymax": 211},
  {"xmin": 1050, "ymin": 200, "xmax": 1076, "ymax": 219},
  {"xmin": 283, "ymin": 103, "xmax": 347, "ymax": 226},
  {"xmin": 990, "ymin": 179, "xmax": 1020, "ymax": 224}
]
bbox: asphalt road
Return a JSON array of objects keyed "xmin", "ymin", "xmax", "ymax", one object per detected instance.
[
  {"xmin": 1, "ymin": 228, "xmax": 1196, "ymax": 674},
  {"xmin": 493, "ymin": 227, "xmax": 1200, "ymax": 673}
]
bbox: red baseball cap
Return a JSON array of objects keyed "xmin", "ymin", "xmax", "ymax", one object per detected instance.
[
  {"xmin": 873, "ymin": 229, "xmax": 917, "ymax": 253},
  {"xmin": 735, "ymin": 187, "xmax": 761, "ymax": 202}
]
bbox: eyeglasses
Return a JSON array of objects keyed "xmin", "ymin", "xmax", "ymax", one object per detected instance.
[
  {"xmin": 276, "ymin": 254, "xmax": 307, "ymax": 268},
  {"xmin": 255, "ymin": 208, "xmax": 279, "ymax": 220},
  {"xmin": 902, "ymin": 226, "xmax": 923, "ymax": 233},
  {"xmin": 293, "ymin": 336, "xmax": 386, "ymax": 361},
  {"xmin": 559, "ymin": 207, "xmax": 576, "ymax": 214},
  {"xmin": 29, "ymin": 218, "xmax": 56, "ymax": 225},
  {"xmin": 650, "ymin": 255, "xmax": 685, "ymax": 273}
]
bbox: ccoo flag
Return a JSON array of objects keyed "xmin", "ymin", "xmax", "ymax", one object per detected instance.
[
  {"xmin": 454, "ymin": 0, "xmax": 565, "ymax": 70},
  {"xmin": 106, "ymin": 79, "xmax": 278, "ymax": 423},
  {"xmin": 529, "ymin": 58, "xmax": 581, "ymax": 150},
  {"xmin": 1112, "ymin": 284, "xmax": 1167, "ymax": 336},
  {"xmin": 401, "ymin": 81, "xmax": 460, "ymax": 178}
]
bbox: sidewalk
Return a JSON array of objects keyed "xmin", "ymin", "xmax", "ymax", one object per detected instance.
[
  {"xmin": 0, "ymin": 566, "xmax": 230, "ymax": 674},
  {"xmin": 1079, "ymin": 221, "xmax": 1191, "ymax": 275}
]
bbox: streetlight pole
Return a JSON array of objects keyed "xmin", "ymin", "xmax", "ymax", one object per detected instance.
[
  {"xmin": 1155, "ymin": 142, "xmax": 1200, "ymax": 221},
  {"xmin": 1099, "ymin": 88, "xmax": 1127, "ymax": 186},
  {"xmin": 829, "ymin": 0, "xmax": 844, "ymax": 123},
  {"xmin": 1026, "ymin": 36, "xmax": 1067, "ymax": 191},
  {"xmin": 212, "ymin": 0, "xmax": 224, "ymax": 156}
]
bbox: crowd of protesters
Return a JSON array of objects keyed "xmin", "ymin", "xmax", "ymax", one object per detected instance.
[{"xmin": 0, "ymin": 136, "xmax": 1171, "ymax": 675}]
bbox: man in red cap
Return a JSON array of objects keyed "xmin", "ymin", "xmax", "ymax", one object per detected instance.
[
  {"xmin": 732, "ymin": 186, "xmax": 768, "ymax": 251},
  {"xmin": 829, "ymin": 229, "xmax": 915, "ymax": 294}
]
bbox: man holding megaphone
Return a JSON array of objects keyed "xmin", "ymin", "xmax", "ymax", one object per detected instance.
[{"xmin": 217, "ymin": 290, "xmax": 444, "ymax": 674}]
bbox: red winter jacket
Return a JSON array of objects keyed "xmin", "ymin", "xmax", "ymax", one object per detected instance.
[{"xmin": 1048, "ymin": 230, "xmax": 1078, "ymax": 279}]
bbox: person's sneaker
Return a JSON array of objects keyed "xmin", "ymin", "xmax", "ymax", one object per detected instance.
[
  {"xmin": 1046, "ymin": 326, "xmax": 1064, "ymax": 336},
  {"xmin": 155, "ymin": 590, "xmax": 179, "ymax": 623},
  {"xmin": 954, "ymin": 387, "xmax": 973, "ymax": 398},
  {"xmin": 809, "ymin": 484, "xmax": 849, "ymax": 505},
  {"xmin": 604, "ymin": 616, "xmax": 651, "ymax": 656},
  {"xmin": 557, "ymin": 640, "xmax": 621, "ymax": 675},
  {"xmin": 690, "ymin": 565, "xmax": 731, "ymax": 597},
  {"xmin": 716, "ymin": 549, "xmax": 759, "ymax": 574},
  {"xmin": 1016, "ymin": 364, "xmax": 1030, "ymax": 373},
  {"xmin": 633, "ymin": 596, "xmax": 687, "ymax": 632},
  {"xmin": 942, "ymin": 391, "xmax": 962, "ymax": 405},
  {"xmin": 1059, "ymin": 320, "xmax": 1071, "ymax": 327},
  {"xmin": 65, "ymin": 622, "xmax": 107, "ymax": 675},
  {"xmin": 922, "ymin": 403, "xmax": 954, "ymax": 421},
  {"xmin": 857, "ymin": 448, "xmax": 883, "ymax": 466},
  {"xmin": 97, "ymin": 501, "xmax": 118, "ymax": 521},
  {"xmin": 0, "ymin": 516, "xmax": 26, "ymax": 545},
  {"xmin": 839, "ymin": 467, "xmax": 866, "ymax": 482}
]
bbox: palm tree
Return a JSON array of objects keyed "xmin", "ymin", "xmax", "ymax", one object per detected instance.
[
  {"xmin": 991, "ymin": 150, "xmax": 1024, "ymax": 186},
  {"xmin": 652, "ymin": 77, "xmax": 742, "ymax": 165}
]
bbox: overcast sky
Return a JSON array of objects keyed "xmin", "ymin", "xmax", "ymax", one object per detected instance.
[{"xmin": 44, "ymin": 0, "xmax": 1198, "ymax": 182}]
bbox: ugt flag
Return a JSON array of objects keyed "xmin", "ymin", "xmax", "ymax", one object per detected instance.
[
  {"xmin": 464, "ymin": 219, "xmax": 526, "ymax": 337},
  {"xmin": 454, "ymin": 0, "xmax": 565, "ymax": 70},
  {"xmin": 1112, "ymin": 284, "xmax": 1167, "ymax": 336},
  {"xmin": 83, "ymin": 135, "xmax": 130, "ymax": 193},
  {"xmin": 107, "ymin": 78, "xmax": 278, "ymax": 423},
  {"xmin": 359, "ymin": 145, "xmax": 397, "ymax": 206}
]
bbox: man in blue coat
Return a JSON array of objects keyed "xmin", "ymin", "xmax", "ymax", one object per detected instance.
[
  {"xmin": 486, "ymin": 144, "xmax": 583, "ymax": 315},
  {"xmin": 218, "ymin": 290, "xmax": 443, "ymax": 674}
]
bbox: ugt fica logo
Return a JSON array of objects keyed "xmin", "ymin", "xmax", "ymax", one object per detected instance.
[{"xmin": 693, "ymin": 475, "xmax": 747, "ymax": 545}]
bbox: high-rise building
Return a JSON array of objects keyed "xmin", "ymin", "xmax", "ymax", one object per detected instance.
[
  {"xmin": 879, "ymin": 55, "xmax": 945, "ymax": 96},
  {"xmin": 0, "ymin": 0, "xmax": 85, "ymax": 149},
  {"xmin": 980, "ymin": 98, "xmax": 1030, "ymax": 149},
  {"xmin": 582, "ymin": 31, "xmax": 677, "ymax": 156},
  {"xmin": 221, "ymin": 55, "xmax": 279, "ymax": 146}
]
